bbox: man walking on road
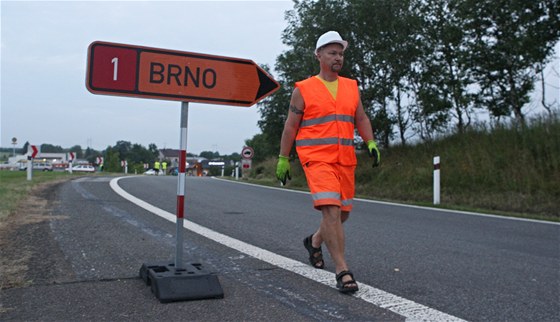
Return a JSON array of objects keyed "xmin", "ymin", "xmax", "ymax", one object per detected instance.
[{"xmin": 276, "ymin": 31, "xmax": 380, "ymax": 293}]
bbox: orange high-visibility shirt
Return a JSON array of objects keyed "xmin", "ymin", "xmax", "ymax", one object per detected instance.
[{"xmin": 295, "ymin": 76, "xmax": 359, "ymax": 166}]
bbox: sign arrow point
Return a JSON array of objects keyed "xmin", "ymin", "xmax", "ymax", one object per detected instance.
[{"xmin": 255, "ymin": 67, "xmax": 280, "ymax": 102}]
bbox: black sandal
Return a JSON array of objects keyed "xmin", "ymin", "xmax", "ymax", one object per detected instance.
[
  {"xmin": 303, "ymin": 234, "xmax": 325, "ymax": 269},
  {"xmin": 336, "ymin": 270, "xmax": 359, "ymax": 293}
]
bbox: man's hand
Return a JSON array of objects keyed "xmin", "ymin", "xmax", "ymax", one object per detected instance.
[
  {"xmin": 276, "ymin": 155, "xmax": 291, "ymax": 185},
  {"xmin": 367, "ymin": 140, "xmax": 380, "ymax": 167}
]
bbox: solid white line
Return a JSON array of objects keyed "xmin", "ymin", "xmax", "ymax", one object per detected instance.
[
  {"xmin": 212, "ymin": 177, "xmax": 559, "ymax": 225},
  {"xmin": 110, "ymin": 176, "xmax": 466, "ymax": 321}
]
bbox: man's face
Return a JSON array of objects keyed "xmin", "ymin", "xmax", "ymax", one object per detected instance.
[{"xmin": 317, "ymin": 43, "xmax": 344, "ymax": 72}]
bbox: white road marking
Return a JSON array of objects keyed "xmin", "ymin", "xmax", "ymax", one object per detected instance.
[
  {"xmin": 110, "ymin": 176, "xmax": 466, "ymax": 321},
  {"xmin": 213, "ymin": 177, "xmax": 559, "ymax": 226}
]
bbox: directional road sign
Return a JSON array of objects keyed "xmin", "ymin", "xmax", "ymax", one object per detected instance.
[
  {"xmin": 86, "ymin": 41, "xmax": 280, "ymax": 107},
  {"xmin": 30, "ymin": 145, "xmax": 38, "ymax": 158}
]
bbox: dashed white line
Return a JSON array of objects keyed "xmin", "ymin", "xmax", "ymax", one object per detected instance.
[{"xmin": 110, "ymin": 176, "xmax": 466, "ymax": 322}]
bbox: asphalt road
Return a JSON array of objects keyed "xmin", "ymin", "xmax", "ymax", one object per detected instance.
[{"xmin": 2, "ymin": 175, "xmax": 559, "ymax": 321}]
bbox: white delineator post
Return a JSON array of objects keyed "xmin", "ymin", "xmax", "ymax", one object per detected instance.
[
  {"xmin": 433, "ymin": 156, "xmax": 440, "ymax": 205},
  {"xmin": 175, "ymin": 102, "xmax": 189, "ymax": 270},
  {"xmin": 27, "ymin": 145, "xmax": 37, "ymax": 181},
  {"xmin": 27, "ymin": 155, "xmax": 33, "ymax": 181},
  {"xmin": 68, "ymin": 152, "xmax": 74, "ymax": 174}
]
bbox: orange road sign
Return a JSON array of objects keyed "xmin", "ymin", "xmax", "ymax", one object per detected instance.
[{"xmin": 86, "ymin": 41, "xmax": 280, "ymax": 107}]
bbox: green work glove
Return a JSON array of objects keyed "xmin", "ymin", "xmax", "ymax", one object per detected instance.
[
  {"xmin": 367, "ymin": 140, "xmax": 381, "ymax": 167},
  {"xmin": 276, "ymin": 155, "xmax": 291, "ymax": 185}
]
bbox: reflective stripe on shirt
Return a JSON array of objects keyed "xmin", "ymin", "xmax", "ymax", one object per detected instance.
[
  {"xmin": 300, "ymin": 114, "xmax": 355, "ymax": 127},
  {"xmin": 296, "ymin": 138, "xmax": 354, "ymax": 147}
]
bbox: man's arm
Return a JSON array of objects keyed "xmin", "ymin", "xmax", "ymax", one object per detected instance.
[
  {"xmin": 279, "ymin": 87, "xmax": 305, "ymax": 156},
  {"xmin": 355, "ymin": 94, "xmax": 381, "ymax": 167},
  {"xmin": 355, "ymin": 98, "xmax": 374, "ymax": 143}
]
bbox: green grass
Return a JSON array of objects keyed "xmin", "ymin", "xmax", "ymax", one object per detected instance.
[
  {"xmin": 249, "ymin": 114, "xmax": 560, "ymax": 222},
  {"xmin": 0, "ymin": 171, "xmax": 105, "ymax": 221}
]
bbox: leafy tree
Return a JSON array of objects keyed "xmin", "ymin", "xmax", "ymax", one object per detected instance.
[
  {"xmin": 148, "ymin": 143, "xmax": 159, "ymax": 159},
  {"xmin": 258, "ymin": 0, "xmax": 379, "ymax": 158},
  {"xmin": 84, "ymin": 147, "xmax": 101, "ymax": 165},
  {"xmin": 347, "ymin": 0, "xmax": 422, "ymax": 146},
  {"xmin": 256, "ymin": 85, "xmax": 292, "ymax": 158},
  {"xmin": 68, "ymin": 145, "xmax": 83, "ymax": 159},
  {"xmin": 114, "ymin": 140, "xmax": 132, "ymax": 162},
  {"xmin": 129, "ymin": 143, "xmax": 154, "ymax": 164},
  {"xmin": 198, "ymin": 151, "xmax": 219, "ymax": 159},
  {"xmin": 413, "ymin": 0, "xmax": 479, "ymax": 136},
  {"xmin": 252, "ymin": 0, "xmax": 559, "ymax": 153},
  {"xmin": 228, "ymin": 152, "xmax": 241, "ymax": 161},
  {"xmin": 261, "ymin": 0, "xmax": 415, "ymax": 149},
  {"xmin": 465, "ymin": 0, "xmax": 560, "ymax": 124},
  {"xmin": 103, "ymin": 146, "xmax": 120, "ymax": 172},
  {"xmin": 41, "ymin": 144, "xmax": 64, "ymax": 153},
  {"xmin": 244, "ymin": 133, "xmax": 274, "ymax": 163}
]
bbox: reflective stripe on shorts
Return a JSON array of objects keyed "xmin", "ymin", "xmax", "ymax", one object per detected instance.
[
  {"xmin": 302, "ymin": 162, "xmax": 355, "ymax": 212},
  {"xmin": 312, "ymin": 191, "xmax": 341, "ymax": 201}
]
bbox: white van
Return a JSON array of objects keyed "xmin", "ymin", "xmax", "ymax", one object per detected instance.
[{"xmin": 19, "ymin": 161, "xmax": 53, "ymax": 171}]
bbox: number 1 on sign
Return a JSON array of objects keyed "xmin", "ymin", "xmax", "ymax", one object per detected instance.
[{"xmin": 111, "ymin": 57, "xmax": 118, "ymax": 81}]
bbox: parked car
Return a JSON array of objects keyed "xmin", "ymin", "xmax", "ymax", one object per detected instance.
[
  {"xmin": 34, "ymin": 162, "xmax": 53, "ymax": 171},
  {"xmin": 20, "ymin": 162, "xmax": 53, "ymax": 171},
  {"xmin": 65, "ymin": 165, "xmax": 95, "ymax": 173},
  {"xmin": 144, "ymin": 169, "xmax": 157, "ymax": 175}
]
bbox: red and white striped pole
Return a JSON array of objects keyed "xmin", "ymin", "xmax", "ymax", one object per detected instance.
[
  {"xmin": 433, "ymin": 156, "xmax": 441, "ymax": 205},
  {"xmin": 175, "ymin": 102, "xmax": 189, "ymax": 270}
]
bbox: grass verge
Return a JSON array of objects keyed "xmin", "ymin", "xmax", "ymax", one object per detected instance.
[
  {"xmin": 247, "ymin": 115, "xmax": 560, "ymax": 222},
  {"xmin": 0, "ymin": 171, "xmax": 114, "ymax": 221}
]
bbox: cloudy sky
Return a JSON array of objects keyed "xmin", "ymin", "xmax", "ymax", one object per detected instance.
[{"xmin": 1, "ymin": 0, "xmax": 293, "ymax": 155}]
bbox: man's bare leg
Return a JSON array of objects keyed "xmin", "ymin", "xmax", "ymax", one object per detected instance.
[
  {"xmin": 312, "ymin": 210, "xmax": 349, "ymax": 246},
  {"xmin": 313, "ymin": 206, "xmax": 356, "ymax": 288}
]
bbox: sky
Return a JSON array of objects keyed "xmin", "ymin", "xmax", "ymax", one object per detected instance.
[
  {"xmin": 1, "ymin": 1, "xmax": 559, "ymax": 156},
  {"xmin": 1, "ymin": 0, "xmax": 294, "ymax": 155}
]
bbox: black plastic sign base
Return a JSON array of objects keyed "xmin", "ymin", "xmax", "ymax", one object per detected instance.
[{"xmin": 140, "ymin": 262, "xmax": 224, "ymax": 303}]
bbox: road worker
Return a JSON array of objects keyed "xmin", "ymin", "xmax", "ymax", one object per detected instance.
[
  {"xmin": 276, "ymin": 31, "xmax": 380, "ymax": 293},
  {"xmin": 154, "ymin": 160, "xmax": 161, "ymax": 175},
  {"xmin": 162, "ymin": 161, "xmax": 167, "ymax": 175}
]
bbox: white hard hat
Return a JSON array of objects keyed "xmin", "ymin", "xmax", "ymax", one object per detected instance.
[{"xmin": 315, "ymin": 31, "xmax": 348, "ymax": 54}]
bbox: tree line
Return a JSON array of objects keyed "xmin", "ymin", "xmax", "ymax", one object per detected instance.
[{"xmin": 248, "ymin": 0, "xmax": 559, "ymax": 161}]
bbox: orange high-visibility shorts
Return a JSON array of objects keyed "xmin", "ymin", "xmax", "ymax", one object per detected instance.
[{"xmin": 302, "ymin": 161, "xmax": 356, "ymax": 212}]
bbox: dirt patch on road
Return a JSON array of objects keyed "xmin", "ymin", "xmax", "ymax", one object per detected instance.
[{"xmin": 0, "ymin": 180, "xmax": 74, "ymax": 290}]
